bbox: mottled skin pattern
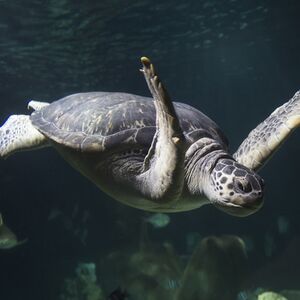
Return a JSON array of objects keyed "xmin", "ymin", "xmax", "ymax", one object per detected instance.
[
  {"xmin": 0, "ymin": 115, "xmax": 46, "ymax": 157},
  {"xmin": 234, "ymin": 91, "xmax": 300, "ymax": 170},
  {"xmin": 0, "ymin": 57, "xmax": 299, "ymax": 216}
]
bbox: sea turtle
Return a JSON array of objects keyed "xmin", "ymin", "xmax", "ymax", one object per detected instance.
[{"xmin": 0, "ymin": 57, "xmax": 299, "ymax": 216}]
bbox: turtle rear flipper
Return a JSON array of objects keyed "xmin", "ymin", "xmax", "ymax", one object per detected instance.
[
  {"xmin": 0, "ymin": 115, "xmax": 48, "ymax": 158},
  {"xmin": 27, "ymin": 100, "xmax": 49, "ymax": 111},
  {"xmin": 233, "ymin": 91, "xmax": 300, "ymax": 170}
]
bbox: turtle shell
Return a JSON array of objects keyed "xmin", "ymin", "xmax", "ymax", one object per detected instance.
[{"xmin": 30, "ymin": 92, "xmax": 228, "ymax": 152}]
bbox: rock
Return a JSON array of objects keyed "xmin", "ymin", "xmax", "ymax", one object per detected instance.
[
  {"xmin": 106, "ymin": 241, "xmax": 182, "ymax": 300},
  {"xmin": 258, "ymin": 291, "xmax": 287, "ymax": 300},
  {"xmin": 175, "ymin": 235, "xmax": 248, "ymax": 300}
]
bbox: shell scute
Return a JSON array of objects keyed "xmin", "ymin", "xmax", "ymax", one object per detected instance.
[{"xmin": 30, "ymin": 92, "xmax": 228, "ymax": 152}]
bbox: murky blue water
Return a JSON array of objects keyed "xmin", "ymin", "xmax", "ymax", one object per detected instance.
[{"xmin": 0, "ymin": 1, "xmax": 299, "ymax": 299}]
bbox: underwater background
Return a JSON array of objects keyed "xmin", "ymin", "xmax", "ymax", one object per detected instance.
[{"xmin": 0, "ymin": 0, "xmax": 299, "ymax": 299}]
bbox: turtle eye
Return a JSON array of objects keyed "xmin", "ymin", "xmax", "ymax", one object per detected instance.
[{"xmin": 233, "ymin": 178, "xmax": 252, "ymax": 194}]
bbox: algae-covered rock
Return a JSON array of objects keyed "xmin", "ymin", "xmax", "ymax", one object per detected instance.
[
  {"xmin": 175, "ymin": 235, "xmax": 248, "ymax": 300},
  {"xmin": 238, "ymin": 289, "xmax": 300, "ymax": 300},
  {"xmin": 101, "ymin": 233, "xmax": 250, "ymax": 300},
  {"xmin": 60, "ymin": 278, "xmax": 104, "ymax": 300},
  {"xmin": 59, "ymin": 262, "xmax": 105, "ymax": 300},
  {"xmin": 258, "ymin": 291, "xmax": 287, "ymax": 300},
  {"xmin": 105, "ymin": 241, "xmax": 182, "ymax": 300}
]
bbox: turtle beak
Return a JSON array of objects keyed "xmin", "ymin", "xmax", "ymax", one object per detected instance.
[
  {"xmin": 214, "ymin": 194, "xmax": 264, "ymax": 217},
  {"xmin": 230, "ymin": 193, "xmax": 264, "ymax": 210}
]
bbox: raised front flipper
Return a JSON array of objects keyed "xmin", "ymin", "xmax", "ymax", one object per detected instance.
[
  {"xmin": 233, "ymin": 91, "xmax": 300, "ymax": 171},
  {"xmin": 136, "ymin": 57, "xmax": 186, "ymax": 203}
]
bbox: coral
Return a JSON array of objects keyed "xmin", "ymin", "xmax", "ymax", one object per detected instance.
[{"xmin": 59, "ymin": 262, "xmax": 105, "ymax": 300}]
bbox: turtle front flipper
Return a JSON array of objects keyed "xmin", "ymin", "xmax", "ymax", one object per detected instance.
[
  {"xmin": 233, "ymin": 91, "xmax": 300, "ymax": 171},
  {"xmin": 0, "ymin": 115, "xmax": 48, "ymax": 158},
  {"xmin": 136, "ymin": 57, "xmax": 186, "ymax": 203}
]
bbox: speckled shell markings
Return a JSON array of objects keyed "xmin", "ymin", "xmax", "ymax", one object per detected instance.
[{"xmin": 30, "ymin": 92, "xmax": 228, "ymax": 152}]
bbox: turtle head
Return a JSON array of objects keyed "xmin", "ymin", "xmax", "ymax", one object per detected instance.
[{"xmin": 204, "ymin": 158, "xmax": 264, "ymax": 217}]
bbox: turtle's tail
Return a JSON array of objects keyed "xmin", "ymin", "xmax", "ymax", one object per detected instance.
[{"xmin": 0, "ymin": 115, "xmax": 48, "ymax": 158}]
